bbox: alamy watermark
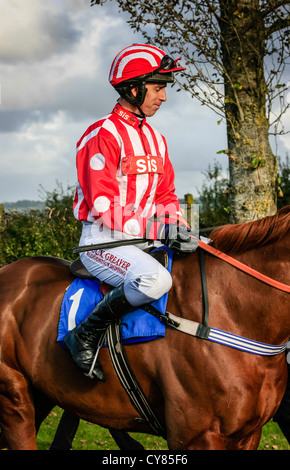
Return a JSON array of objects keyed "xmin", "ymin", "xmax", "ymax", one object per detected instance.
[{"xmin": 88, "ymin": 201, "xmax": 200, "ymax": 240}]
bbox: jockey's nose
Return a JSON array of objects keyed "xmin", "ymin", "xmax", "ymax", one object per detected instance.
[{"xmin": 159, "ymin": 87, "xmax": 167, "ymax": 102}]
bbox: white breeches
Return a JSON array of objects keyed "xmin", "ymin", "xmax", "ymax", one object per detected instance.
[{"xmin": 79, "ymin": 222, "xmax": 172, "ymax": 307}]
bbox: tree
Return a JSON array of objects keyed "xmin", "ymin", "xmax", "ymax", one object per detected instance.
[
  {"xmin": 91, "ymin": 0, "xmax": 290, "ymax": 223},
  {"xmin": 198, "ymin": 155, "xmax": 290, "ymax": 228}
]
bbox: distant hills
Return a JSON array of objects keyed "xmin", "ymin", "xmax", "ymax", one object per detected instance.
[
  {"xmin": 1, "ymin": 195, "xmax": 198, "ymax": 213},
  {"xmin": 1, "ymin": 200, "xmax": 45, "ymax": 212}
]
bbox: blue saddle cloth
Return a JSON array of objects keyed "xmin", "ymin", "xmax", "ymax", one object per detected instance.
[{"xmin": 57, "ymin": 247, "xmax": 173, "ymax": 345}]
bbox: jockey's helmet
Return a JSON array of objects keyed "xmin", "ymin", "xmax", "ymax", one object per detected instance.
[{"xmin": 109, "ymin": 44, "xmax": 186, "ymax": 107}]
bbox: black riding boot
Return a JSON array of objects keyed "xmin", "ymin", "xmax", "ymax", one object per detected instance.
[{"xmin": 63, "ymin": 284, "xmax": 133, "ymax": 381}]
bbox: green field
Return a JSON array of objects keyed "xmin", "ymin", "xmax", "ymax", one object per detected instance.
[{"xmin": 36, "ymin": 407, "xmax": 290, "ymax": 450}]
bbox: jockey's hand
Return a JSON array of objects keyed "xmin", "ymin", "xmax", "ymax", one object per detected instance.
[{"xmin": 162, "ymin": 224, "xmax": 199, "ymax": 255}]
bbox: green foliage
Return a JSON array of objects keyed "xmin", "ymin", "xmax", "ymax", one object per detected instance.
[
  {"xmin": 0, "ymin": 182, "xmax": 81, "ymax": 267},
  {"xmin": 198, "ymin": 160, "xmax": 231, "ymax": 229},
  {"xmin": 251, "ymin": 156, "xmax": 265, "ymax": 169},
  {"xmin": 277, "ymin": 154, "xmax": 290, "ymax": 209}
]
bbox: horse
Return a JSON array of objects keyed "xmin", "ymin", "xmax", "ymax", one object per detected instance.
[{"xmin": 0, "ymin": 206, "xmax": 289, "ymax": 450}]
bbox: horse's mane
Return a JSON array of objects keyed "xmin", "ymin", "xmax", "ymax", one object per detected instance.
[{"xmin": 209, "ymin": 205, "xmax": 290, "ymax": 254}]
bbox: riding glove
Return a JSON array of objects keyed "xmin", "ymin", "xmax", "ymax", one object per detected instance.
[{"xmin": 161, "ymin": 223, "xmax": 199, "ymax": 255}]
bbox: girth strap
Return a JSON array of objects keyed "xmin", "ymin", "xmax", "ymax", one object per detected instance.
[
  {"xmin": 143, "ymin": 306, "xmax": 288, "ymax": 356},
  {"xmin": 106, "ymin": 321, "xmax": 166, "ymax": 438}
]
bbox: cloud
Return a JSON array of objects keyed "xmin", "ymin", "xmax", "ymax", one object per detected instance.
[
  {"xmin": 1, "ymin": 111, "xmax": 70, "ymax": 174},
  {"xmin": 0, "ymin": 0, "xmax": 81, "ymax": 63},
  {"xmin": 0, "ymin": 109, "xmax": 83, "ymax": 201},
  {"xmin": 0, "ymin": 1, "xmax": 149, "ymax": 202},
  {"xmin": 0, "ymin": 1, "xmax": 135, "ymax": 120}
]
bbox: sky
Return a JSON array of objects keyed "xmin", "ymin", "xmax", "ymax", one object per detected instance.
[{"xmin": 0, "ymin": 0, "xmax": 289, "ymax": 203}]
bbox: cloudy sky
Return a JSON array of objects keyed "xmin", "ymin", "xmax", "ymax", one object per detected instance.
[{"xmin": 0, "ymin": 0, "xmax": 289, "ymax": 203}]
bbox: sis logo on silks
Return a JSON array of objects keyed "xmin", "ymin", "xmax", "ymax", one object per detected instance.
[{"xmin": 121, "ymin": 155, "xmax": 164, "ymax": 175}]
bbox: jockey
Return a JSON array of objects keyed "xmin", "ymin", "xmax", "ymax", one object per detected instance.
[{"xmin": 64, "ymin": 44, "xmax": 198, "ymax": 381}]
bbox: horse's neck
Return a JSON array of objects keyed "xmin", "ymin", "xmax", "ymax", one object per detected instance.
[
  {"xmin": 229, "ymin": 239, "xmax": 290, "ymax": 344},
  {"xmin": 170, "ymin": 239, "xmax": 289, "ymax": 345},
  {"xmin": 243, "ymin": 238, "xmax": 289, "ymax": 286}
]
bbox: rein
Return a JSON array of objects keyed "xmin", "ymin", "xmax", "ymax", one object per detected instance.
[{"xmin": 197, "ymin": 239, "xmax": 290, "ymax": 293}]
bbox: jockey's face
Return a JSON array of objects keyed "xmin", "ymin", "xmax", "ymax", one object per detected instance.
[
  {"xmin": 120, "ymin": 82, "xmax": 167, "ymax": 117},
  {"xmin": 140, "ymin": 83, "xmax": 167, "ymax": 117}
]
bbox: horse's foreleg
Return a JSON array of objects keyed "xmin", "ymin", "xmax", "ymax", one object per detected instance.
[{"xmin": 0, "ymin": 364, "xmax": 37, "ymax": 450}]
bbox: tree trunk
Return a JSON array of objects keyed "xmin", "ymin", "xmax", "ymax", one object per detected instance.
[{"xmin": 219, "ymin": 0, "xmax": 277, "ymax": 223}]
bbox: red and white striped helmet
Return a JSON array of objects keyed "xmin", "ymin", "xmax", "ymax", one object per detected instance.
[{"xmin": 109, "ymin": 43, "xmax": 186, "ymax": 87}]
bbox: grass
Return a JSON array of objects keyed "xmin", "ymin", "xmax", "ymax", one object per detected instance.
[
  {"xmin": 258, "ymin": 420, "xmax": 290, "ymax": 450},
  {"xmin": 36, "ymin": 407, "xmax": 167, "ymax": 451},
  {"xmin": 36, "ymin": 407, "xmax": 290, "ymax": 450}
]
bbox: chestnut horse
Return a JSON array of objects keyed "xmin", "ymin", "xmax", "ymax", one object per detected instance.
[{"xmin": 0, "ymin": 206, "xmax": 289, "ymax": 450}]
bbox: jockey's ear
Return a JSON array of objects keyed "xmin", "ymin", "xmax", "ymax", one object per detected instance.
[{"xmin": 130, "ymin": 86, "xmax": 139, "ymax": 98}]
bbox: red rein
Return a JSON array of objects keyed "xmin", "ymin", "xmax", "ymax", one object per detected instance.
[{"xmin": 198, "ymin": 239, "xmax": 290, "ymax": 294}]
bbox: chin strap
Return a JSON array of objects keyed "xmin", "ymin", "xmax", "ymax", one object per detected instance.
[{"xmin": 137, "ymin": 106, "xmax": 146, "ymax": 118}]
